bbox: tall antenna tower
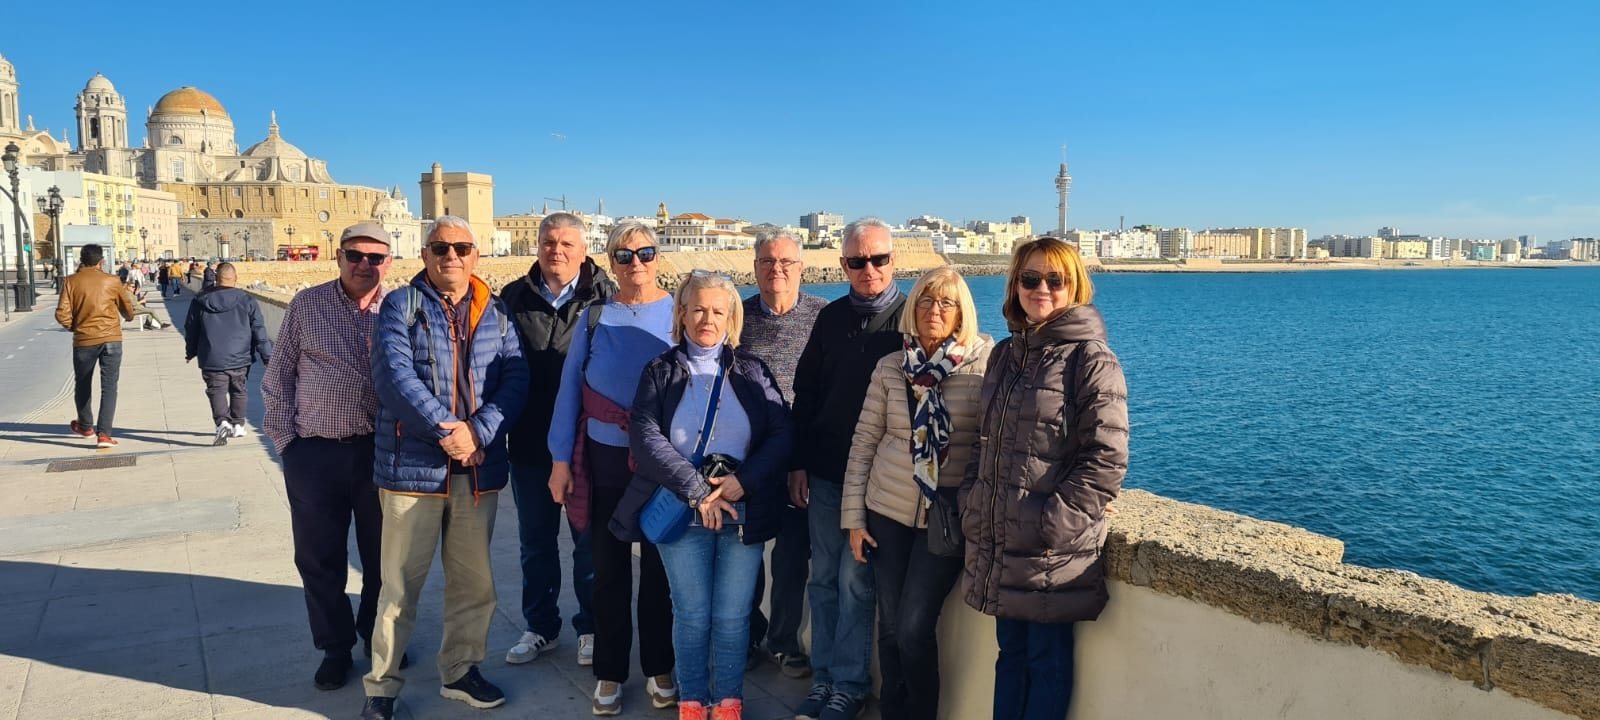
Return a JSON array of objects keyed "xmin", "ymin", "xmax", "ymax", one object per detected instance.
[{"xmin": 1055, "ymin": 145, "xmax": 1072, "ymax": 236}]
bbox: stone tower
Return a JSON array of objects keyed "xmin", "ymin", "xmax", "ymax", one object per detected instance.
[
  {"xmin": 656, "ymin": 201, "xmax": 669, "ymax": 233},
  {"xmin": 76, "ymin": 73, "xmax": 128, "ymax": 151},
  {"xmin": 0, "ymin": 52, "xmax": 19, "ymax": 136},
  {"xmin": 420, "ymin": 162, "xmax": 445, "ymax": 220},
  {"xmin": 1055, "ymin": 148, "xmax": 1072, "ymax": 236}
]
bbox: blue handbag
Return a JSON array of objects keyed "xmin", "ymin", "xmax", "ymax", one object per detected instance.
[{"xmin": 640, "ymin": 359, "xmax": 727, "ymax": 544}]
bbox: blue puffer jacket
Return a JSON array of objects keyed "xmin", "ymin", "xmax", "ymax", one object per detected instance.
[
  {"xmin": 610, "ymin": 343, "xmax": 793, "ymax": 545},
  {"xmin": 372, "ymin": 272, "xmax": 528, "ymax": 495}
]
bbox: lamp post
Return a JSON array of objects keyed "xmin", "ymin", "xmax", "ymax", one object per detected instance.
[
  {"xmin": 2, "ymin": 141, "xmax": 34, "ymax": 311},
  {"xmin": 242, "ymin": 229, "xmax": 251, "ymax": 261},
  {"xmin": 39, "ymin": 186, "xmax": 63, "ymax": 297},
  {"xmin": 285, "ymin": 225, "xmax": 296, "ymax": 259},
  {"xmin": 140, "ymin": 226, "xmax": 148, "ymax": 262},
  {"xmin": 182, "ymin": 231, "xmax": 192, "ymax": 259},
  {"xmin": 321, "ymin": 229, "xmax": 332, "ymax": 260}
]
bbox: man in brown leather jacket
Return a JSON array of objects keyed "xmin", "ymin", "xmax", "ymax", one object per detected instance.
[{"xmin": 55, "ymin": 244, "xmax": 135, "ymax": 448}]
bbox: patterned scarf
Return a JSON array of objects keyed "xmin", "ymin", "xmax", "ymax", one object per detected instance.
[{"xmin": 902, "ymin": 335, "xmax": 965, "ymax": 491}]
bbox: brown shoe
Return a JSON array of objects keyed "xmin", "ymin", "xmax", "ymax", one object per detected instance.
[
  {"xmin": 647, "ymin": 674, "xmax": 677, "ymax": 709},
  {"xmin": 592, "ymin": 680, "xmax": 622, "ymax": 716},
  {"xmin": 69, "ymin": 420, "xmax": 94, "ymax": 437},
  {"xmin": 96, "ymin": 434, "xmax": 118, "ymax": 449}
]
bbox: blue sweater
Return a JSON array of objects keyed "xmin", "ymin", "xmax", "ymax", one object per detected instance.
[
  {"xmin": 548, "ymin": 296, "xmax": 674, "ymax": 461},
  {"xmin": 669, "ymin": 340, "xmax": 751, "ymax": 462}
]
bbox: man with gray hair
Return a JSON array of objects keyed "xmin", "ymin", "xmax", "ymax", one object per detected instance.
[
  {"xmin": 500, "ymin": 212, "xmax": 616, "ymax": 668},
  {"xmin": 361, "ymin": 216, "xmax": 528, "ymax": 719},
  {"xmin": 790, "ymin": 217, "xmax": 904, "ymax": 719},
  {"xmin": 741, "ymin": 230, "xmax": 826, "ymax": 678},
  {"xmin": 184, "ymin": 261, "xmax": 272, "ymax": 446}
]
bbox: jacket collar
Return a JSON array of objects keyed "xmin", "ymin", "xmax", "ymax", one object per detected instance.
[{"xmin": 524, "ymin": 257, "xmax": 615, "ymax": 307}]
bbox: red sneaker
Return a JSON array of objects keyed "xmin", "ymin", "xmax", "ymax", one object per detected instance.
[
  {"xmin": 710, "ymin": 699, "xmax": 742, "ymax": 720},
  {"xmin": 69, "ymin": 420, "xmax": 94, "ymax": 437},
  {"xmin": 96, "ymin": 434, "xmax": 118, "ymax": 449}
]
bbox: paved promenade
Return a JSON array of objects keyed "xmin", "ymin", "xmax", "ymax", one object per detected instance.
[{"xmin": 0, "ymin": 288, "xmax": 826, "ymax": 719}]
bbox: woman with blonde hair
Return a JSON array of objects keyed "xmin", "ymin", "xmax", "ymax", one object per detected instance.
[
  {"xmin": 548, "ymin": 221, "xmax": 677, "ymax": 715},
  {"xmin": 960, "ymin": 237, "xmax": 1128, "ymax": 720},
  {"xmin": 841, "ymin": 266, "xmax": 991, "ymax": 720},
  {"xmin": 611, "ymin": 271, "xmax": 793, "ymax": 720}
]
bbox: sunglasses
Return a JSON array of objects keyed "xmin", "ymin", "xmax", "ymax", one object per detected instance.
[
  {"xmin": 428, "ymin": 242, "xmax": 476, "ymax": 257},
  {"xmin": 342, "ymin": 249, "xmax": 389, "ymax": 265},
  {"xmin": 613, "ymin": 246, "xmax": 659, "ymax": 265},
  {"xmin": 843, "ymin": 253, "xmax": 892, "ymax": 270},
  {"xmin": 1018, "ymin": 271, "xmax": 1067, "ymax": 291}
]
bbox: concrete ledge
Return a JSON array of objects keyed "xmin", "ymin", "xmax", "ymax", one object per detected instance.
[{"xmin": 1107, "ymin": 489, "xmax": 1600, "ymax": 719}]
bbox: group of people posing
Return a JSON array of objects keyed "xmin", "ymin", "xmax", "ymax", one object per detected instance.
[{"xmin": 261, "ymin": 213, "xmax": 1127, "ymax": 720}]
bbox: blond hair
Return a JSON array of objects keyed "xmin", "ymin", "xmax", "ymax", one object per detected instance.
[
  {"xmin": 671, "ymin": 272, "xmax": 744, "ymax": 348},
  {"xmin": 1001, "ymin": 237, "xmax": 1095, "ymax": 327},
  {"xmin": 899, "ymin": 266, "xmax": 980, "ymax": 347}
]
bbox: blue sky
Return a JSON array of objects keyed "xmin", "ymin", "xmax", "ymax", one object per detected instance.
[{"xmin": 4, "ymin": 0, "xmax": 1598, "ymax": 240}]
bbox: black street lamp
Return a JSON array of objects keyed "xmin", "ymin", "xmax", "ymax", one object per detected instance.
[
  {"xmin": 38, "ymin": 186, "xmax": 64, "ymax": 295},
  {"xmin": 140, "ymin": 226, "xmax": 149, "ymax": 262},
  {"xmin": 242, "ymin": 229, "xmax": 251, "ymax": 261},
  {"xmin": 285, "ymin": 225, "xmax": 296, "ymax": 259},
  {"xmin": 182, "ymin": 231, "xmax": 192, "ymax": 259},
  {"xmin": 2, "ymin": 141, "xmax": 34, "ymax": 311}
]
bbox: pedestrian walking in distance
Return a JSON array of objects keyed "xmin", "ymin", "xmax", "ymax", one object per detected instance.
[
  {"xmin": 184, "ymin": 262, "xmax": 272, "ymax": 445},
  {"xmin": 55, "ymin": 243, "xmax": 136, "ymax": 449}
]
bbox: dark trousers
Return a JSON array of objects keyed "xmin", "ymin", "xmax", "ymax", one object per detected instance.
[
  {"xmin": 202, "ymin": 366, "xmax": 249, "ymax": 426},
  {"xmin": 994, "ymin": 618, "xmax": 1076, "ymax": 720},
  {"xmin": 510, "ymin": 460, "xmax": 594, "ymax": 640},
  {"xmin": 750, "ymin": 502, "xmax": 810, "ymax": 655},
  {"xmin": 869, "ymin": 510, "xmax": 963, "ymax": 720},
  {"xmin": 588, "ymin": 439, "xmax": 673, "ymax": 683},
  {"xmin": 72, "ymin": 342, "xmax": 121, "ymax": 435},
  {"xmin": 282, "ymin": 435, "xmax": 384, "ymax": 655}
]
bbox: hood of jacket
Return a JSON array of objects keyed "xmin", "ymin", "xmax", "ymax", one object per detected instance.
[
  {"xmin": 408, "ymin": 270, "xmax": 493, "ymax": 332},
  {"xmin": 1013, "ymin": 304, "xmax": 1109, "ymax": 347},
  {"xmin": 522, "ymin": 257, "xmax": 614, "ymax": 308}
]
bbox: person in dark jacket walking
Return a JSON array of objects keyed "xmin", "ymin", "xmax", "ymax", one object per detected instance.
[
  {"xmin": 500, "ymin": 212, "xmax": 616, "ymax": 668},
  {"xmin": 157, "ymin": 262, "xmax": 171, "ymax": 298},
  {"xmin": 612, "ymin": 271, "xmax": 793, "ymax": 720},
  {"xmin": 201, "ymin": 262, "xmax": 217, "ymax": 291},
  {"xmin": 789, "ymin": 217, "xmax": 906, "ymax": 720},
  {"xmin": 360, "ymin": 216, "xmax": 528, "ymax": 720},
  {"xmin": 960, "ymin": 236, "xmax": 1128, "ymax": 720},
  {"xmin": 184, "ymin": 262, "xmax": 271, "ymax": 446}
]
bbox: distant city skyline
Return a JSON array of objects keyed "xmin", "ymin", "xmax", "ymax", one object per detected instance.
[{"xmin": 3, "ymin": 0, "xmax": 1596, "ymax": 240}]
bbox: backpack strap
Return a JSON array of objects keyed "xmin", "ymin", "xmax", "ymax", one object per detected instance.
[{"xmin": 579, "ymin": 301, "xmax": 606, "ymax": 376}]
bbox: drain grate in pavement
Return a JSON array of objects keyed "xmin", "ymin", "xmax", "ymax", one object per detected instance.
[{"xmin": 46, "ymin": 455, "xmax": 138, "ymax": 473}]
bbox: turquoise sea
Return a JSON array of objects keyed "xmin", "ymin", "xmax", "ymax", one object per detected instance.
[{"xmin": 787, "ymin": 267, "xmax": 1600, "ymax": 601}]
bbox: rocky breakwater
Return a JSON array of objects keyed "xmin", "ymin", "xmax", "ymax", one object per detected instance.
[
  {"xmin": 237, "ymin": 240, "xmax": 948, "ymax": 303},
  {"xmin": 1107, "ymin": 489, "xmax": 1600, "ymax": 719}
]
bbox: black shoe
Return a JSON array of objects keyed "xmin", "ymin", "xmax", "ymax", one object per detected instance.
[
  {"xmin": 745, "ymin": 643, "xmax": 764, "ymax": 672},
  {"xmin": 364, "ymin": 641, "xmax": 411, "ymax": 669},
  {"xmin": 360, "ymin": 696, "xmax": 396, "ymax": 720},
  {"xmin": 314, "ymin": 654, "xmax": 352, "ymax": 691},
  {"xmin": 777, "ymin": 651, "xmax": 813, "ymax": 679},
  {"xmin": 440, "ymin": 666, "xmax": 505, "ymax": 709}
]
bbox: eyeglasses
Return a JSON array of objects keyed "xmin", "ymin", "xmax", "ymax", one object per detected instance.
[
  {"xmin": 613, "ymin": 246, "xmax": 658, "ymax": 265},
  {"xmin": 428, "ymin": 242, "xmax": 475, "ymax": 257},
  {"xmin": 916, "ymin": 297, "xmax": 960, "ymax": 312},
  {"xmin": 342, "ymin": 249, "xmax": 389, "ymax": 265},
  {"xmin": 843, "ymin": 253, "xmax": 892, "ymax": 270},
  {"xmin": 1018, "ymin": 271, "xmax": 1067, "ymax": 291},
  {"xmin": 756, "ymin": 257, "xmax": 801, "ymax": 271}
]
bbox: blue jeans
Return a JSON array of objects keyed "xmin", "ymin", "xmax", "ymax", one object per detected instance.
[
  {"xmin": 994, "ymin": 619, "xmax": 1076, "ymax": 720},
  {"xmin": 658, "ymin": 524, "xmax": 764, "ymax": 704},
  {"xmin": 805, "ymin": 477, "xmax": 875, "ymax": 697},
  {"xmin": 510, "ymin": 461, "xmax": 594, "ymax": 639}
]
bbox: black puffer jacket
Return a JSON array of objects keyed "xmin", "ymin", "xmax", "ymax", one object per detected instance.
[
  {"xmin": 184, "ymin": 286, "xmax": 272, "ymax": 371},
  {"xmin": 502, "ymin": 259, "xmax": 616, "ymax": 466},
  {"xmin": 960, "ymin": 304, "xmax": 1128, "ymax": 624}
]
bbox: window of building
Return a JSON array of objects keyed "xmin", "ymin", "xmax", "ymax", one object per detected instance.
[
  {"xmin": 169, "ymin": 135, "xmax": 182, "ymax": 145},
  {"xmin": 319, "ymin": 189, "xmax": 328, "ymax": 199}
]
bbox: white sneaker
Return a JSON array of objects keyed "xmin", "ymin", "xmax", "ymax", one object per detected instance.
[
  {"xmin": 505, "ymin": 631, "xmax": 558, "ymax": 664},
  {"xmin": 212, "ymin": 421, "xmax": 232, "ymax": 446},
  {"xmin": 577, "ymin": 633, "xmax": 594, "ymax": 666},
  {"xmin": 646, "ymin": 674, "xmax": 677, "ymax": 709},
  {"xmin": 231, "ymin": 423, "xmax": 248, "ymax": 438}
]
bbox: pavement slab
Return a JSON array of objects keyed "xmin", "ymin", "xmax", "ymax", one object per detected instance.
[{"xmin": 0, "ymin": 287, "xmax": 841, "ymax": 719}]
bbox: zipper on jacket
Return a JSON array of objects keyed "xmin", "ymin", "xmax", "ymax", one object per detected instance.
[{"xmin": 983, "ymin": 331, "xmax": 1029, "ymax": 600}]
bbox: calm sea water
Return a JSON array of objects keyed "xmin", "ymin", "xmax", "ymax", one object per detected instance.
[{"xmin": 785, "ymin": 268, "xmax": 1600, "ymax": 601}]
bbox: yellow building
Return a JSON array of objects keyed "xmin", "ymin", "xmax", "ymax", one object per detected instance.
[
  {"xmin": 82, "ymin": 172, "xmax": 140, "ymax": 258},
  {"xmin": 1384, "ymin": 239, "xmax": 1430, "ymax": 260},
  {"xmin": 495, "ymin": 214, "xmax": 543, "ymax": 256},
  {"xmin": 420, "ymin": 163, "xmax": 495, "ymax": 245}
]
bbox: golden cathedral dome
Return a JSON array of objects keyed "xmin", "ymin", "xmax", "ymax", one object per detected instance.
[{"xmin": 152, "ymin": 86, "xmax": 229, "ymax": 116}]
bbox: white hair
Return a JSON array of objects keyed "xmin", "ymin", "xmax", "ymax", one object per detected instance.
[
  {"xmin": 843, "ymin": 216, "xmax": 893, "ymax": 252},
  {"xmin": 428, "ymin": 215, "xmax": 475, "ymax": 243},
  {"xmin": 754, "ymin": 230, "xmax": 802, "ymax": 256},
  {"xmin": 605, "ymin": 220, "xmax": 658, "ymax": 254}
]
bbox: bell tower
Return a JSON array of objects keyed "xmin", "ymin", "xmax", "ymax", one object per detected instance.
[{"xmin": 76, "ymin": 73, "xmax": 129, "ymax": 151}]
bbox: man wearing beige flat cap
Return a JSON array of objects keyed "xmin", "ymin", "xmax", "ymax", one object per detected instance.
[{"xmin": 263, "ymin": 221, "xmax": 406, "ymax": 692}]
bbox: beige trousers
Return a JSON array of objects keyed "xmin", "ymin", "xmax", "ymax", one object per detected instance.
[{"xmin": 363, "ymin": 476, "xmax": 498, "ymax": 697}]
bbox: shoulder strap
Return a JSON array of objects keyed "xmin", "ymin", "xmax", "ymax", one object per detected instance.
[
  {"xmin": 690, "ymin": 358, "xmax": 728, "ymax": 468},
  {"xmin": 404, "ymin": 286, "xmax": 422, "ymax": 328},
  {"xmin": 579, "ymin": 302, "xmax": 606, "ymax": 376}
]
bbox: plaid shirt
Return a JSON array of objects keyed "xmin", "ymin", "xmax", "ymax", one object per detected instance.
[{"xmin": 262, "ymin": 279, "xmax": 386, "ymax": 455}]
